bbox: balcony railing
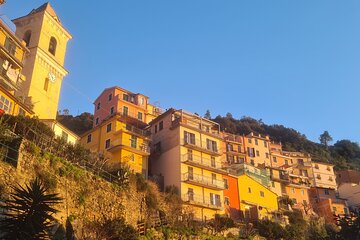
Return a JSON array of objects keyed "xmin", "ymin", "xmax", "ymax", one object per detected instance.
[
  {"xmin": 182, "ymin": 172, "xmax": 225, "ymax": 190},
  {"xmin": 182, "ymin": 153, "xmax": 224, "ymax": 172},
  {"xmin": 124, "ymin": 124, "xmax": 151, "ymax": 138},
  {"xmin": 108, "ymin": 139, "xmax": 150, "ymax": 155},
  {"xmin": 182, "ymin": 194, "xmax": 222, "ymax": 210},
  {"xmin": 172, "ymin": 118, "xmax": 221, "ymax": 137},
  {"xmin": 182, "ymin": 138, "xmax": 221, "ymax": 155},
  {"xmin": 224, "ymin": 135, "xmax": 243, "ymax": 144}
]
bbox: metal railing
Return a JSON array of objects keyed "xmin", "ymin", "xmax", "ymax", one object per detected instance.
[
  {"xmin": 182, "ymin": 153, "xmax": 222, "ymax": 170},
  {"xmin": 182, "ymin": 138, "xmax": 221, "ymax": 155},
  {"xmin": 124, "ymin": 124, "xmax": 151, "ymax": 137},
  {"xmin": 182, "ymin": 172, "xmax": 225, "ymax": 189},
  {"xmin": 182, "ymin": 194, "xmax": 222, "ymax": 209},
  {"xmin": 110, "ymin": 139, "xmax": 150, "ymax": 154}
]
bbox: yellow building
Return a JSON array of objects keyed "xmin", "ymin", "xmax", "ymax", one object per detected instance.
[
  {"xmin": 42, "ymin": 119, "xmax": 79, "ymax": 145},
  {"xmin": 150, "ymin": 109, "xmax": 226, "ymax": 220},
  {"xmin": 81, "ymin": 115, "xmax": 151, "ymax": 177},
  {"xmin": 0, "ymin": 18, "xmax": 33, "ymax": 116},
  {"xmin": 236, "ymin": 173, "xmax": 278, "ymax": 221},
  {"xmin": 13, "ymin": 3, "xmax": 72, "ymax": 120}
]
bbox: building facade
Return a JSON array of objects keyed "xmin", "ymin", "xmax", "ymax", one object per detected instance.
[
  {"xmin": 150, "ymin": 109, "xmax": 226, "ymax": 220},
  {"xmin": 13, "ymin": 3, "xmax": 72, "ymax": 119}
]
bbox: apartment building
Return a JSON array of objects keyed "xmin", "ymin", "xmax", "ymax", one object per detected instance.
[
  {"xmin": 150, "ymin": 109, "xmax": 226, "ymax": 220},
  {"xmin": 0, "ymin": 18, "xmax": 33, "ymax": 116},
  {"xmin": 93, "ymin": 86, "xmax": 161, "ymax": 128},
  {"xmin": 244, "ymin": 133, "xmax": 271, "ymax": 167},
  {"xmin": 310, "ymin": 162, "xmax": 348, "ymax": 222},
  {"xmin": 221, "ymin": 132, "xmax": 246, "ymax": 167}
]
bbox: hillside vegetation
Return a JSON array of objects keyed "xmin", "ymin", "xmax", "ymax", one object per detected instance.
[{"xmin": 211, "ymin": 113, "xmax": 360, "ymax": 170}]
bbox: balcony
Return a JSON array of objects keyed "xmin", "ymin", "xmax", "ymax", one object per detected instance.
[
  {"xmin": 224, "ymin": 135, "xmax": 243, "ymax": 144},
  {"xmin": 182, "ymin": 194, "xmax": 223, "ymax": 210},
  {"xmin": 226, "ymin": 147, "xmax": 246, "ymax": 156},
  {"xmin": 297, "ymin": 161, "xmax": 312, "ymax": 168},
  {"xmin": 171, "ymin": 117, "xmax": 221, "ymax": 139},
  {"xmin": 182, "ymin": 153, "xmax": 226, "ymax": 174},
  {"xmin": 182, "ymin": 138, "xmax": 222, "ymax": 156},
  {"xmin": 0, "ymin": 65, "xmax": 23, "ymax": 91},
  {"xmin": 107, "ymin": 139, "xmax": 150, "ymax": 156},
  {"xmin": 182, "ymin": 172, "xmax": 226, "ymax": 190},
  {"xmin": 114, "ymin": 124, "xmax": 151, "ymax": 139}
]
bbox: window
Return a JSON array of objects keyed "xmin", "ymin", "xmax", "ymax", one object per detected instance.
[
  {"xmin": 61, "ymin": 131, "xmax": 68, "ymax": 142},
  {"xmin": 130, "ymin": 135, "xmax": 137, "ymax": 148},
  {"xmin": 123, "ymin": 106, "xmax": 128, "ymax": 116},
  {"xmin": 264, "ymin": 141, "xmax": 267, "ymax": 148},
  {"xmin": 97, "ymin": 102, "xmax": 101, "ymax": 110},
  {"xmin": 210, "ymin": 193, "xmax": 221, "ymax": 206},
  {"xmin": 255, "ymin": 139, "xmax": 258, "ymax": 145},
  {"xmin": 301, "ymin": 189, "xmax": 305, "ymax": 195},
  {"xmin": 329, "ymin": 177, "xmax": 333, "ymax": 182},
  {"xmin": 266, "ymin": 153, "xmax": 269, "ymax": 158},
  {"xmin": 159, "ymin": 121, "xmax": 163, "ymax": 131},
  {"xmin": 4, "ymin": 37, "xmax": 16, "ymax": 55},
  {"xmin": 260, "ymin": 191, "xmax": 265, "ymax": 197},
  {"xmin": 43, "ymin": 78, "xmax": 49, "ymax": 91},
  {"xmin": 139, "ymin": 97, "xmax": 144, "ymax": 105},
  {"xmin": 227, "ymin": 144, "xmax": 233, "ymax": 151},
  {"xmin": 227, "ymin": 155, "xmax": 234, "ymax": 164},
  {"xmin": 248, "ymin": 138, "xmax": 252, "ymax": 144},
  {"xmin": 123, "ymin": 94, "xmax": 129, "ymax": 101},
  {"xmin": 224, "ymin": 197, "xmax": 230, "ymax": 205},
  {"xmin": 105, "ymin": 139, "xmax": 111, "ymax": 149},
  {"xmin": 87, "ymin": 134, "xmax": 92, "ymax": 143},
  {"xmin": 291, "ymin": 188, "xmax": 295, "ymax": 194},
  {"xmin": 188, "ymin": 188, "xmax": 194, "ymax": 201},
  {"xmin": 247, "ymin": 147, "xmax": 255, "ymax": 157},
  {"xmin": 332, "ymin": 206, "xmax": 337, "ymax": 213},
  {"xmin": 23, "ymin": 30, "xmax": 31, "ymax": 47},
  {"xmin": 110, "ymin": 107, "xmax": 114, "ymax": 115},
  {"xmin": 315, "ymin": 164, "xmax": 319, "ymax": 169},
  {"xmin": 224, "ymin": 179, "xmax": 229, "ymax": 189},
  {"xmin": 250, "ymin": 159, "xmax": 255, "ymax": 166},
  {"xmin": 187, "ymin": 149, "xmax": 193, "ymax": 161},
  {"xmin": 18, "ymin": 108, "xmax": 26, "ymax": 116},
  {"xmin": 248, "ymin": 187, "xmax": 252, "ymax": 193},
  {"xmin": 95, "ymin": 117, "xmax": 99, "ymax": 125},
  {"xmin": 138, "ymin": 112, "xmax": 143, "ymax": 121},
  {"xmin": 273, "ymin": 156, "xmax": 277, "ymax": 163},
  {"xmin": 317, "ymin": 174, "xmax": 321, "ymax": 180},
  {"xmin": 155, "ymin": 125, "xmax": 158, "ymax": 133},
  {"xmin": 211, "ymin": 173, "xmax": 216, "ymax": 185},
  {"xmin": 108, "ymin": 93, "xmax": 112, "ymax": 101},
  {"xmin": 211, "ymin": 156, "xmax": 216, "ymax": 167},
  {"xmin": 206, "ymin": 139, "xmax": 217, "ymax": 152},
  {"xmin": 324, "ymin": 189, "xmax": 330, "ymax": 195},
  {"xmin": 292, "ymin": 198, "xmax": 297, "ymax": 204},
  {"xmin": 256, "ymin": 150, "xmax": 260, "ymax": 157},
  {"xmin": 285, "ymin": 159, "xmax": 289, "ymax": 165},
  {"xmin": 188, "ymin": 167, "xmax": 193, "ymax": 179},
  {"xmin": 48, "ymin": 37, "xmax": 57, "ymax": 56},
  {"xmin": 0, "ymin": 95, "xmax": 12, "ymax": 113},
  {"xmin": 271, "ymin": 182, "xmax": 275, "ymax": 188},
  {"xmin": 184, "ymin": 131, "xmax": 195, "ymax": 144},
  {"xmin": 106, "ymin": 123, "xmax": 112, "ymax": 133}
]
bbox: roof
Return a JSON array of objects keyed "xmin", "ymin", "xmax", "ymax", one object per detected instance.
[
  {"xmin": 93, "ymin": 86, "xmax": 150, "ymax": 104},
  {"xmin": 41, "ymin": 119, "xmax": 80, "ymax": 139},
  {"xmin": 28, "ymin": 2, "xmax": 61, "ymax": 24}
]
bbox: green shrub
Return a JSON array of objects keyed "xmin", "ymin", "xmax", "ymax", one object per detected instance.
[{"xmin": 257, "ymin": 219, "xmax": 286, "ymax": 240}]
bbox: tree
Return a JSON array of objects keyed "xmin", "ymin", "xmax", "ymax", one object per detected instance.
[
  {"xmin": 0, "ymin": 178, "xmax": 62, "ymax": 240},
  {"xmin": 204, "ymin": 110, "xmax": 211, "ymax": 119},
  {"xmin": 257, "ymin": 219, "xmax": 286, "ymax": 240},
  {"xmin": 319, "ymin": 131, "xmax": 333, "ymax": 147}
]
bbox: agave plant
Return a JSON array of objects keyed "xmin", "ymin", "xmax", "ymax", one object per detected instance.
[{"xmin": 0, "ymin": 178, "xmax": 62, "ymax": 240}]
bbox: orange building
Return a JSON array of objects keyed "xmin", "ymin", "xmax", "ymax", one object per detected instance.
[
  {"xmin": 221, "ymin": 132, "xmax": 246, "ymax": 167},
  {"xmin": 223, "ymin": 174, "xmax": 241, "ymax": 220},
  {"xmin": 244, "ymin": 133, "xmax": 271, "ymax": 167}
]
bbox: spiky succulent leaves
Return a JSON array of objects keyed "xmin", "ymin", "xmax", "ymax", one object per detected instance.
[{"xmin": 0, "ymin": 178, "xmax": 62, "ymax": 240}]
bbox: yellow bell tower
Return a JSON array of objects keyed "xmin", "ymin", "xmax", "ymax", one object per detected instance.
[{"xmin": 12, "ymin": 2, "xmax": 72, "ymax": 119}]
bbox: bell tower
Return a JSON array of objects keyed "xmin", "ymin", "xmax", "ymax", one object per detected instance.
[{"xmin": 12, "ymin": 2, "xmax": 72, "ymax": 119}]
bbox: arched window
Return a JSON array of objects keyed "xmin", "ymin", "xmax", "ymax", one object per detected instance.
[
  {"xmin": 23, "ymin": 30, "xmax": 31, "ymax": 47},
  {"xmin": 48, "ymin": 37, "xmax": 57, "ymax": 56}
]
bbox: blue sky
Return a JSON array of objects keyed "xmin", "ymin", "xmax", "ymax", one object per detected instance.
[{"xmin": 3, "ymin": 1, "xmax": 360, "ymax": 143}]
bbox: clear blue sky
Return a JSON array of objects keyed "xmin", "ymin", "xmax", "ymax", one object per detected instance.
[{"xmin": 3, "ymin": 1, "xmax": 360, "ymax": 143}]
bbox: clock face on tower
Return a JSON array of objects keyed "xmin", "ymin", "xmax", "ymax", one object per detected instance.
[{"xmin": 48, "ymin": 72, "xmax": 56, "ymax": 83}]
